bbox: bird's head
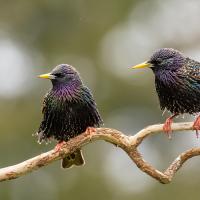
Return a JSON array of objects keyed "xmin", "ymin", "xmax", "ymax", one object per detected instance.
[
  {"xmin": 132, "ymin": 48, "xmax": 185, "ymax": 73},
  {"xmin": 38, "ymin": 64, "xmax": 82, "ymax": 87}
]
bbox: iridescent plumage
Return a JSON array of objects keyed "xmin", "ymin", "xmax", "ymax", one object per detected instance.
[
  {"xmin": 37, "ymin": 64, "xmax": 103, "ymax": 168},
  {"xmin": 132, "ymin": 48, "xmax": 200, "ymax": 137},
  {"xmin": 150, "ymin": 49, "xmax": 200, "ymax": 115}
]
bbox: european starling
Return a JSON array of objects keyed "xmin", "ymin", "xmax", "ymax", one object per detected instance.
[
  {"xmin": 37, "ymin": 64, "xmax": 103, "ymax": 168},
  {"xmin": 132, "ymin": 48, "xmax": 200, "ymax": 138}
]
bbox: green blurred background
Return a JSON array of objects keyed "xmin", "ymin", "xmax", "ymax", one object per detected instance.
[{"xmin": 1, "ymin": 0, "xmax": 200, "ymax": 199}]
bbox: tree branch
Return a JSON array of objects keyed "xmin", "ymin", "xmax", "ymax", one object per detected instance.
[{"xmin": 0, "ymin": 122, "xmax": 198, "ymax": 184}]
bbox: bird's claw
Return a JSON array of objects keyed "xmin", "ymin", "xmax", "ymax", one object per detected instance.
[
  {"xmin": 54, "ymin": 141, "xmax": 66, "ymax": 152},
  {"xmin": 86, "ymin": 127, "xmax": 96, "ymax": 134},
  {"xmin": 163, "ymin": 114, "xmax": 178, "ymax": 139},
  {"xmin": 195, "ymin": 130, "xmax": 199, "ymax": 139},
  {"xmin": 192, "ymin": 116, "xmax": 200, "ymax": 138},
  {"xmin": 85, "ymin": 127, "xmax": 96, "ymax": 141},
  {"xmin": 163, "ymin": 118, "xmax": 173, "ymax": 139}
]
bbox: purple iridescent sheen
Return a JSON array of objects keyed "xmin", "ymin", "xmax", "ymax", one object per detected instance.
[
  {"xmin": 146, "ymin": 48, "xmax": 200, "ymax": 115},
  {"xmin": 37, "ymin": 64, "xmax": 103, "ymax": 143},
  {"xmin": 52, "ymin": 78, "xmax": 82, "ymax": 100}
]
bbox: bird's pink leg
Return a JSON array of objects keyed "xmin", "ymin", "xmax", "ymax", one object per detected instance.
[
  {"xmin": 85, "ymin": 127, "xmax": 96, "ymax": 141},
  {"xmin": 163, "ymin": 113, "xmax": 178, "ymax": 139},
  {"xmin": 86, "ymin": 127, "xmax": 96, "ymax": 134},
  {"xmin": 192, "ymin": 115, "xmax": 200, "ymax": 138},
  {"xmin": 54, "ymin": 141, "xmax": 66, "ymax": 152}
]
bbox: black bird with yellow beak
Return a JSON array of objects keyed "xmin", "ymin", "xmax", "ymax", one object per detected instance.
[
  {"xmin": 37, "ymin": 64, "xmax": 103, "ymax": 168},
  {"xmin": 132, "ymin": 48, "xmax": 200, "ymax": 138}
]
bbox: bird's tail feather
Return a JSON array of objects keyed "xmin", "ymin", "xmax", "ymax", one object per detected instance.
[{"xmin": 61, "ymin": 149, "xmax": 85, "ymax": 169}]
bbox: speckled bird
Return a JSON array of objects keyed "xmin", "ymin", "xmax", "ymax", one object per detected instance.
[
  {"xmin": 37, "ymin": 64, "xmax": 103, "ymax": 168},
  {"xmin": 132, "ymin": 48, "xmax": 200, "ymax": 138}
]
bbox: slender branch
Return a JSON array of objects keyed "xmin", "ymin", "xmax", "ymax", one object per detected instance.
[{"xmin": 0, "ymin": 122, "xmax": 198, "ymax": 184}]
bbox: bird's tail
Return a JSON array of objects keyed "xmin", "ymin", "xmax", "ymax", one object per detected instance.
[{"xmin": 61, "ymin": 149, "xmax": 85, "ymax": 169}]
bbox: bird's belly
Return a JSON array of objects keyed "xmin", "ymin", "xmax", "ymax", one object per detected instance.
[
  {"xmin": 156, "ymin": 79, "xmax": 200, "ymax": 114},
  {"xmin": 39, "ymin": 103, "xmax": 100, "ymax": 142},
  {"xmin": 46, "ymin": 110, "xmax": 88, "ymax": 141}
]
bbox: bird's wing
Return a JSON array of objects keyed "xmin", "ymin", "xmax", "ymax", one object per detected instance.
[
  {"xmin": 37, "ymin": 92, "xmax": 52, "ymax": 143},
  {"xmin": 181, "ymin": 58, "xmax": 200, "ymax": 81},
  {"xmin": 81, "ymin": 86, "xmax": 103, "ymax": 126},
  {"xmin": 42, "ymin": 93, "xmax": 49, "ymax": 114},
  {"xmin": 176, "ymin": 58, "xmax": 200, "ymax": 95},
  {"xmin": 37, "ymin": 90, "xmax": 58, "ymax": 142}
]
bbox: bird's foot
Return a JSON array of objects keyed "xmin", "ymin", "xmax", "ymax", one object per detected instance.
[
  {"xmin": 163, "ymin": 114, "xmax": 178, "ymax": 139},
  {"xmin": 54, "ymin": 141, "xmax": 66, "ymax": 152},
  {"xmin": 85, "ymin": 127, "xmax": 96, "ymax": 141},
  {"xmin": 86, "ymin": 127, "xmax": 96, "ymax": 134},
  {"xmin": 163, "ymin": 118, "xmax": 173, "ymax": 139},
  {"xmin": 192, "ymin": 116, "xmax": 200, "ymax": 138}
]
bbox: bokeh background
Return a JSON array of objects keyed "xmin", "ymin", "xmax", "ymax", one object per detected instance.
[{"xmin": 1, "ymin": 0, "xmax": 200, "ymax": 199}]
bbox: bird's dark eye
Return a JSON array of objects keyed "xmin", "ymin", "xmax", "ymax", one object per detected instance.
[
  {"xmin": 151, "ymin": 58, "xmax": 162, "ymax": 65},
  {"xmin": 154, "ymin": 60, "xmax": 161, "ymax": 65},
  {"xmin": 54, "ymin": 73, "xmax": 64, "ymax": 78}
]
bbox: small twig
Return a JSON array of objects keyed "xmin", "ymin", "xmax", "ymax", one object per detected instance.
[{"xmin": 0, "ymin": 122, "xmax": 198, "ymax": 184}]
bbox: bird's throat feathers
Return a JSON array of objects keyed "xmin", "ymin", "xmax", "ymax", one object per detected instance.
[
  {"xmin": 51, "ymin": 79, "xmax": 83, "ymax": 101},
  {"xmin": 152, "ymin": 56, "xmax": 185, "ymax": 86},
  {"xmin": 155, "ymin": 70, "xmax": 179, "ymax": 87}
]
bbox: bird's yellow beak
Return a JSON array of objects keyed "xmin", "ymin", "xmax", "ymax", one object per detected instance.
[
  {"xmin": 38, "ymin": 73, "xmax": 55, "ymax": 79},
  {"xmin": 131, "ymin": 61, "xmax": 151, "ymax": 69}
]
